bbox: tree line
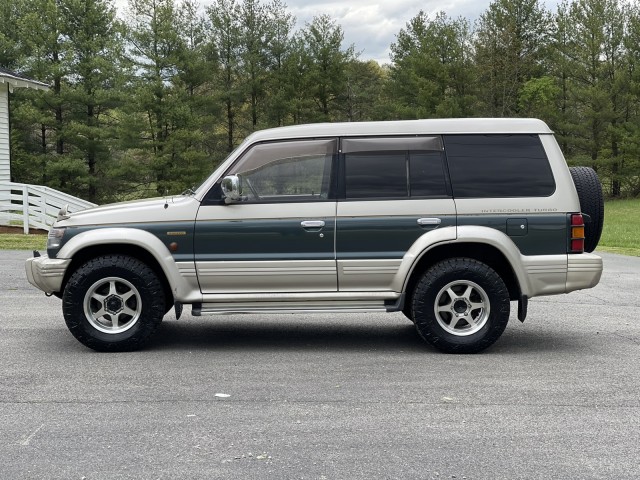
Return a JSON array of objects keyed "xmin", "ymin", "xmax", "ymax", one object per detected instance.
[{"xmin": 1, "ymin": 0, "xmax": 639, "ymax": 203}]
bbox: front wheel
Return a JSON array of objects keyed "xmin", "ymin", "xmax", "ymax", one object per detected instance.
[
  {"xmin": 412, "ymin": 258, "xmax": 510, "ymax": 353},
  {"xmin": 62, "ymin": 255, "xmax": 166, "ymax": 352}
]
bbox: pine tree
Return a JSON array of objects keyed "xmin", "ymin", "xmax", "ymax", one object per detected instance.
[
  {"xmin": 474, "ymin": 0, "xmax": 551, "ymax": 116},
  {"xmin": 207, "ymin": 0, "xmax": 243, "ymax": 152},
  {"xmin": 12, "ymin": 0, "xmax": 70, "ymax": 189},
  {"xmin": 125, "ymin": 0, "xmax": 185, "ymax": 194},
  {"xmin": 389, "ymin": 11, "xmax": 475, "ymax": 119},
  {"xmin": 59, "ymin": 0, "xmax": 127, "ymax": 203},
  {"xmin": 0, "ymin": 0, "xmax": 26, "ymax": 68},
  {"xmin": 264, "ymin": 0, "xmax": 295, "ymax": 126}
]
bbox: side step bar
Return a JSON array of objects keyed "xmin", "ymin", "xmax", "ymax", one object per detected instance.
[{"xmin": 192, "ymin": 294, "xmax": 404, "ymax": 316}]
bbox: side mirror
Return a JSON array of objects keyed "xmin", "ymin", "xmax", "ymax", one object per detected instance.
[{"xmin": 221, "ymin": 175, "xmax": 243, "ymax": 203}]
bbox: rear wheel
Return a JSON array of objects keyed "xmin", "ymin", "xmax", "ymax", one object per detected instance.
[
  {"xmin": 62, "ymin": 255, "xmax": 166, "ymax": 352},
  {"xmin": 412, "ymin": 258, "xmax": 510, "ymax": 353}
]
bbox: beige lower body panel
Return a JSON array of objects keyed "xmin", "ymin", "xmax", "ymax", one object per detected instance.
[
  {"xmin": 195, "ymin": 260, "xmax": 337, "ymax": 294},
  {"xmin": 338, "ymin": 259, "xmax": 402, "ymax": 291}
]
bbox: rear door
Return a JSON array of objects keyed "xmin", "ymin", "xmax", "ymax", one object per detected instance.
[{"xmin": 336, "ymin": 136, "xmax": 457, "ymax": 292}]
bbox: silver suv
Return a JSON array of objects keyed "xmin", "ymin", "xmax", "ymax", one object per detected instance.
[{"xmin": 26, "ymin": 119, "xmax": 604, "ymax": 353}]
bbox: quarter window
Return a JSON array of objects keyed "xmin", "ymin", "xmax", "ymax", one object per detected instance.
[{"xmin": 443, "ymin": 135, "xmax": 555, "ymax": 198}]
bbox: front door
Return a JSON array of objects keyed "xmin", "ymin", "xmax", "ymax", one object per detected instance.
[{"xmin": 195, "ymin": 138, "xmax": 338, "ymax": 294}]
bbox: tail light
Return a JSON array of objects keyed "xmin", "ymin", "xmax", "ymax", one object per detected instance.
[{"xmin": 569, "ymin": 213, "xmax": 585, "ymax": 253}]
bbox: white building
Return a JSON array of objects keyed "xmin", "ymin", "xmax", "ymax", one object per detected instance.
[
  {"xmin": 0, "ymin": 67, "xmax": 49, "ymax": 183},
  {"xmin": 0, "ymin": 68, "xmax": 96, "ymax": 232}
]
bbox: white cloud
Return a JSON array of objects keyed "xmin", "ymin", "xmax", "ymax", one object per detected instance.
[
  {"xmin": 114, "ymin": 0, "xmax": 560, "ymax": 64},
  {"xmin": 283, "ymin": 0, "xmax": 560, "ymax": 63}
]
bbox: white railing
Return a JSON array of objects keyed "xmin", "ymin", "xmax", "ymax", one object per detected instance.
[{"xmin": 0, "ymin": 181, "xmax": 97, "ymax": 233}]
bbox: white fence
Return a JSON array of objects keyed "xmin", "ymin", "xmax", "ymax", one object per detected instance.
[{"xmin": 0, "ymin": 181, "xmax": 96, "ymax": 233}]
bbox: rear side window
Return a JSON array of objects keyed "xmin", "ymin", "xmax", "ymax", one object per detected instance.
[
  {"xmin": 443, "ymin": 135, "xmax": 555, "ymax": 198},
  {"xmin": 345, "ymin": 152, "xmax": 407, "ymax": 198},
  {"xmin": 343, "ymin": 137, "xmax": 448, "ymax": 199}
]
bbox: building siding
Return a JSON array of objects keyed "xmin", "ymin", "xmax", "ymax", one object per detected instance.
[{"xmin": 0, "ymin": 83, "xmax": 10, "ymax": 183}]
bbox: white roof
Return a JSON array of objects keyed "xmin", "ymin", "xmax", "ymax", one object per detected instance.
[
  {"xmin": 245, "ymin": 118, "xmax": 553, "ymax": 143},
  {"xmin": 0, "ymin": 68, "xmax": 49, "ymax": 92}
]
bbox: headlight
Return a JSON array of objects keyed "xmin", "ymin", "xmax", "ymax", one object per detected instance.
[{"xmin": 47, "ymin": 227, "xmax": 66, "ymax": 249}]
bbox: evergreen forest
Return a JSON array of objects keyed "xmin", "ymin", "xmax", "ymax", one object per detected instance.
[{"xmin": 2, "ymin": 0, "xmax": 640, "ymax": 203}]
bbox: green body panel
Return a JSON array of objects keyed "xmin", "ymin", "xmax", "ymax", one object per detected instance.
[
  {"xmin": 457, "ymin": 214, "xmax": 567, "ymax": 255},
  {"xmin": 336, "ymin": 215, "xmax": 457, "ymax": 259},
  {"xmin": 49, "ymin": 213, "xmax": 566, "ymax": 269},
  {"xmin": 193, "ymin": 218, "xmax": 335, "ymax": 262},
  {"xmin": 49, "ymin": 222, "xmax": 196, "ymax": 262}
]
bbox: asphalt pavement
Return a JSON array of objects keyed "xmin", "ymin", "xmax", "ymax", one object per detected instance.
[{"xmin": 1, "ymin": 250, "xmax": 639, "ymax": 479}]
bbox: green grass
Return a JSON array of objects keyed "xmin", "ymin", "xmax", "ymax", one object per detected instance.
[
  {"xmin": 0, "ymin": 233, "xmax": 47, "ymax": 251},
  {"xmin": 598, "ymin": 198, "xmax": 640, "ymax": 257},
  {"xmin": 1, "ymin": 198, "xmax": 638, "ymax": 255}
]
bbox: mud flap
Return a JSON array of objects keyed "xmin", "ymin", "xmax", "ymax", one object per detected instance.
[{"xmin": 518, "ymin": 295, "xmax": 528, "ymax": 322}]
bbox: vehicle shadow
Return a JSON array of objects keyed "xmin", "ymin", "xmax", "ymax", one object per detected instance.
[
  {"xmin": 491, "ymin": 327, "xmax": 580, "ymax": 355},
  {"xmin": 150, "ymin": 317, "xmax": 428, "ymax": 353},
  {"xmin": 148, "ymin": 316, "xmax": 580, "ymax": 355}
]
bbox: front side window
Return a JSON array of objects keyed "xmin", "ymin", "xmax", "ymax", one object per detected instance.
[{"xmin": 227, "ymin": 139, "xmax": 336, "ymax": 202}]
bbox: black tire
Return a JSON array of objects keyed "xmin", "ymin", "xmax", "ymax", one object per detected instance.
[
  {"xmin": 569, "ymin": 166, "xmax": 604, "ymax": 252},
  {"xmin": 412, "ymin": 258, "xmax": 510, "ymax": 354},
  {"xmin": 62, "ymin": 255, "xmax": 166, "ymax": 352}
]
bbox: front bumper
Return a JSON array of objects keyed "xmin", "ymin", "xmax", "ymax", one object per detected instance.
[{"xmin": 25, "ymin": 254, "xmax": 71, "ymax": 294}]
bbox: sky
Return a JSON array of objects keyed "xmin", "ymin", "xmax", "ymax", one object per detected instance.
[
  {"xmin": 116, "ymin": 0, "xmax": 559, "ymax": 65},
  {"xmin": 284, "ymin": 0, "xmax": 486, "ymax": 64}
]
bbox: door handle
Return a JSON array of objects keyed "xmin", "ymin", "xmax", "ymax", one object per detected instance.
[
  {"xmin": 301, "ymin": 220, "xmax": 325, "ymax": 229},
  {"xmin": 417, "ymin": 218, "xmax": 441, "ymax": 227}
]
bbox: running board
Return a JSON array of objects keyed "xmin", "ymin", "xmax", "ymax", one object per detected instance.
[{"xmin": 192, "ymin": 293, "xmax": 403, "ymax": 316}]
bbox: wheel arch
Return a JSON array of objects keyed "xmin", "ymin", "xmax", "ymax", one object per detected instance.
[
  {"xmin": 61, "ymin": 244, "xmax": 173, "ymax": 309},
  {"xmin": 399, "ymin": 226, "xmax": 529, "ymax": 306},
  {"xmin": 57, "ymin": 228, "xmax": 199, "ymax": 304}
]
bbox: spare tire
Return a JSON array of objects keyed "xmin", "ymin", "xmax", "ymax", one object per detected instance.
[{"xmin": 569, "ymin": 166, "xmax": 604, "ymax": 252}]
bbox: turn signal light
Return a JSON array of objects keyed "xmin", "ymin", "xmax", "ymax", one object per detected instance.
[{"xmin": 569, "ymin": 214, "xmax": 585, "ymax": 253}]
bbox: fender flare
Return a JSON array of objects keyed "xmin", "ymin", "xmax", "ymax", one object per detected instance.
[
  {"xmin": 57, "ymin": 227, "xmax": 199, "ymax": 302},
  {"xmin": 393, "ymin": 225, "xmax": 533, "ymax": 297}
]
